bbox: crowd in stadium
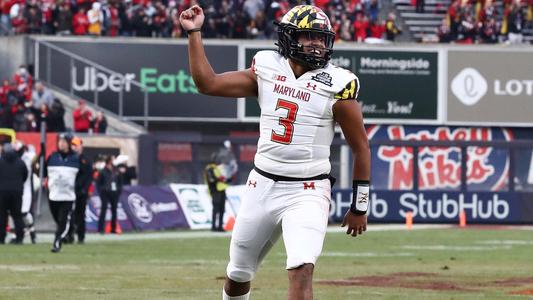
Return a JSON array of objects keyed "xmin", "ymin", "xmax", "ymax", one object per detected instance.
[
  {"xmin": 437, "ymin": 0, "xmax": 533, "ymax": 44},
  {"xmin": 0, "ymin": 65, "xmax": 107, "ymax": 133},
  {"xmin": 1, "ymin": 0, "xmax": 532, "ymax": 43},
  {"xmin": 0, "ymin": 0, "xmax": 405, "ymax": 41}
]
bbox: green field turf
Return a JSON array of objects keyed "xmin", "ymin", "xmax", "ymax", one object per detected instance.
[{"xmin": 1, "ymin": 227, "xmax": 533, "ymax": 300}]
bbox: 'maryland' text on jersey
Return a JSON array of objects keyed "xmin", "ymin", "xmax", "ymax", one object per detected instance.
[{"xmin": 273, "ymin": 83, "xmax": 311, "ymax": 102}]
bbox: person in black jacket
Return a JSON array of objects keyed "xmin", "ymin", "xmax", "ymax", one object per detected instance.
[
  {"xmin": 44, "ymin": 133, "xmax": 80, "ymax": 253},
  {"xmin": 97, "ymin": 156, "xmax": 123, "ymax": 234},
  {"xmin": 66, "ymin": 136, "xmax": 92, "ymax": 244},
  {"xmin": 0, "ymin": 143, "xmax": 28, "ymax": 244}
]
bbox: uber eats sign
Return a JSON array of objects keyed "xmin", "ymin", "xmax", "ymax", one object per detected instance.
[
  {"xmin": 39, "ymin": 41, "xmax": 238, "ymax": 118},
  {"xmin": 71, "ymin": 67, "xmax": 198, "ymax": 94}
]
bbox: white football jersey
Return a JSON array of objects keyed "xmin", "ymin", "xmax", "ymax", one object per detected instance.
[{"xmin": 251, "ymin": 50, "xmax": 360, "ymax": 178}]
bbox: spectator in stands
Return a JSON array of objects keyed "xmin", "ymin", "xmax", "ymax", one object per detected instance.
[
  {"xmin": 369, "ymin": 0, "xmax": 380, "ymax": 21},
  {"xmin": 480, "ymin": 18, "xmax": 498, "ymax": 43},
  {"xmin": 0, "ymin": 79, "xmax": 10, "ymax": 107},
  {"xmin": 31, "ymin": 81, "xmax": 54, "ymax": 110},
  {"xmin": 39, "ymin": 0, "xmax": 55, "ymax": 34},
  {"xmin": 152, "ymin": 1, "xmax": 168, "ymax": 37},
  {"xmin": 416, "ymin": 0, "xmax": 425, "ymax": 13},
  {"xmin": 243, "ymin": 0, "xmax": 265, "ymax": 21},
  {"xmin": 231, "ymin": 9, "xmax": 248, "ymax": 39},
  {"xmin": 91, "ymin": 111, "xmax": 107, "ymax": 133},
  {"xmin": 118, "ymin": 0, "xmax": 132, "ymax": 36},
  {"xmin": 457, "ymin": 13, "xmax": 476, "ymax": 43},
  {"xmin": 13, "ymin": 65, "xmax": 32, "ymax": 101},
  {"xmin": 339, "ymin": 15, "xmax": 353, "ymax": 41},
  {"xmin": 447, "ymin": 0, "xmax": 461, "ymax": 41},
  {"xmin": 72, "ymin": 7, "xmax": 89, "ymax": 35},
  {"xmin": 47, "ymin": 98, "xmax": 66, "ymax": 132},
  {"xmin": 0, "ymin": 82, "xmax": 19, "ymax": 128},
  {"xmin": 507, "ymin": 0, "xmax": 525, "ymax": 44},
  {"xmin": 438, "ymin": 18, "xmax": 452, "ymax": 42},
  {"xmin": 25, "ymin": 0, "xmax": 43, "ymax": 34},
  {"xmin": 10, "ymin": 2, "xmax": 27, "ymax": 34},
  {"xmin": 87, "ymin": 1, "xmax": 103, "ymax": 36},
  {"xmin": 132, "ymin": 6, "xmax": 151, "ymax": 37},
  {"xmin": 369, "ymin": 18, "xmax": 386, "ymax": 39},
  {"xmin": 24, "ymin": 105, "xmax": 39, "ymax": 132},
  {"xmin": 10, "ymin": 99, "xmax": 30, "ymax": 131},
  {"xmin": 53, "ymin": 0, "xmax": 72, "ymax": 35},
  {"xmin": 385, "ymin": 12, "xmax": 402, "ymax": 41},
  {"xmin": 107, "ymin": 1, "xmax": 121, "ymax": 37},
  {"xmin": 353, "ymin": 12, "xmax": 369, "ymax": 42},
  {"xmin": 0, "ymin": 0, "xmax": 12, "ymax": 35},
  {"xmin": 73, "ymin": 99, "xmax": 92, "ymax": 133}
]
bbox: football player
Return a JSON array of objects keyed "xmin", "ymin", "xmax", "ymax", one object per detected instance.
[{"xmin": 180, "ymin": 5, "xmax": 371, "ymax": 300}]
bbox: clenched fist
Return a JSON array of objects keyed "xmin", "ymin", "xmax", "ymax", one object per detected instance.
[{"xmin": 179, "ymin": 5, "xmax": 205, "ymax": 32}]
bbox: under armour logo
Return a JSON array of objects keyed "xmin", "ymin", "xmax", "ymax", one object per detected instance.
[
  {"xmin": 306, "ymin": 82, "xmax": 317, "ymax": 90},
  {"xmin": 303, "ymin": 182, "xmax": 315, "ymax": 190},
  {"xmin": 248, "ymin": 180, "xmax": 257, "ymax": 188},
  {"xmin": 358, "ymin": 192, "xmax": 369, "ymax": 203}
]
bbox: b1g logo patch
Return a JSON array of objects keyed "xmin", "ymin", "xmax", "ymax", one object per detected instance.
[{"xmin": 311, "ymin": 72, "xmax": 333, "ymax": 87}]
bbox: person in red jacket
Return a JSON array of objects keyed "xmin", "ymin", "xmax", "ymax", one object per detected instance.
[
  {"xmin": 369, "ymin": 18, "xmax": 386, "ymax": 39},
  {"xmin": 353, "ymin": 12, "xmax": 369, "ymax": 42},
  {"xmin": 72, "ymin": 99, "xmax": 92, "ymax": 132},
  {"xmin": 72, "ymin": 7, "xmax": 89, "ymax": 35},
  {"xmin": 0, "ymin": 80, "xmax": 11, "ymax": 106}
]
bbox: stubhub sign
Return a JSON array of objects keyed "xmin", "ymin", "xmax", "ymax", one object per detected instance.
[{"xmin": 329, "ymin": 190, "xmax": 533, "ymax": 224}]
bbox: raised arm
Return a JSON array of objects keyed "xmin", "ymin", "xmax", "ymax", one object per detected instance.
[{"xmin": 180, "ymin": 5, "xmax": 257, "ymax": 98}]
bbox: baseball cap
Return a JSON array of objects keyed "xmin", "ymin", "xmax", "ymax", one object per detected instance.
[{"xmin": 71, "ymin": 136, "xmax": 82, "ymax": 146}]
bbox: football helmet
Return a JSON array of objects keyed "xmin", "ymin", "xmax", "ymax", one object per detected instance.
[{"xmin": 275, "ymin": 5, "xmax": 335, "ymax": 69}]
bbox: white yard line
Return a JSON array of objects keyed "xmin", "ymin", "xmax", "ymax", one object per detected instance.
[
  {"xmin": 399, "ymin": 245, "xmax": 514, "ymax": 251},
  {"xmin": 20, "ymin": 223, "xmax": 525, "ymax": 244}
]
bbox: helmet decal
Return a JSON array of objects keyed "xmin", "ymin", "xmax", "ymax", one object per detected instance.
[{"xmin": 276, "ymin": 5, "xmax": 335, "ymax": 70}]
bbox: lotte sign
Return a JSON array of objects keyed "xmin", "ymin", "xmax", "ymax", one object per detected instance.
[{"xmin": 447, "ymin": 50, "xmax": 533, "ymax": 126}]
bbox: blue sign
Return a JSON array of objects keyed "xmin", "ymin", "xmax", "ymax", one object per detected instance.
[
  {"xmin": 119, "ymin": 185, "xmax": 189, "ymax": 230},
  {"xmin": 330, "ymin": 189, "xmax": 533, "ymax": 224}
]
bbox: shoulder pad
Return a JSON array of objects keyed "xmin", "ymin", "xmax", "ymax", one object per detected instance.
[{"xmin": 334, "ymin": 77, "xmax": 360, "ymax": 101}]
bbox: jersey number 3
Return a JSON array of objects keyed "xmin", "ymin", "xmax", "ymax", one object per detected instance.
[{"xmin": 271, "ymin": 99, "xmax": 299, "ymax": 145}]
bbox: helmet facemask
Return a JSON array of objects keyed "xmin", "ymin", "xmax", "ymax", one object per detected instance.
[{"xmin": 275, "ymin": 5, "xmax": 335, "ymax": 70}]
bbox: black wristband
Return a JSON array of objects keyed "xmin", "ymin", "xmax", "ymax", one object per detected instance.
[
  {"xmin": 187, "ymin": 28, "xmax": 201, "ymax": 35},
  {"xmin": 351, "ymin": 180, "xmax": 370, "ymax": 215}
]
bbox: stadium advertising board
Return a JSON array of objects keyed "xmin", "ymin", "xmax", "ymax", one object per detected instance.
[
  {"xmin": 368, "ymin": 125, "xmax": 518, "ymax": 191},
  {"xmin": 119, "ymin": 185, "xmax": 189, "ymax": 231},
  {"xmin": 38, "ymin": 41, "xmax": 238, "ymax": 118},
  {"xmin": 170, "ymin": 184, "xmax": 241, "ymax": 230},
  {"xmin": 244, "ymin": 48, "xmax": 438, "ymax": 122},
  {"xmin": 447, "ymin": 50, "xmax": 533, "ymax": 126},
  {"xmin": 329, "ymin": 190, "xmax": 533, "ymax": 224}
]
